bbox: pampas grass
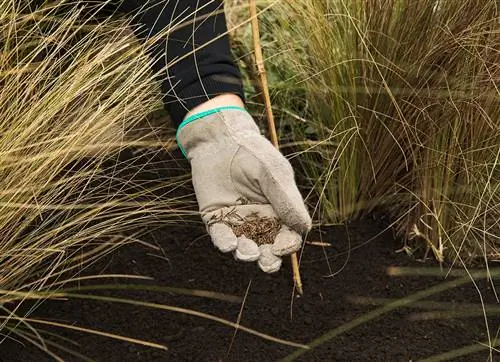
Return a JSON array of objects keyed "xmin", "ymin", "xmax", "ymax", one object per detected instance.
[
  {"xmin": 0, "ymin": 0, "xmax": 195, "ymax": 351},
  {"xmin": 229, "ymin": 0, "xmax": 499, "ymax": 264}
]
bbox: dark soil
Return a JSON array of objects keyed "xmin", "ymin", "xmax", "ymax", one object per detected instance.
[
  {"xmin": 1, "ymin": 219, "xmax": 499, "ymax": 362},
  {"xmin": 1, "ymin": 149, "xmax": 499, "ymax": 362}
]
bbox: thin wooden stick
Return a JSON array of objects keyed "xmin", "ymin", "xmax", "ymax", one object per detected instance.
[{"xmin": 249, "ymin": 0, "xmax": 303, "ymax": 295}]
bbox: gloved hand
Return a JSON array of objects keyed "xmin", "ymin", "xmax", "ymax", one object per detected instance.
[{"xmin": 177, "ymin": 107, "xmax": 312, "ymax": 273}]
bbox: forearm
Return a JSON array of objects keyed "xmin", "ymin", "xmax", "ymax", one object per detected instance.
[{"xmin": 118, "ymin": 0, "xmax": 245, "ymax": 127}]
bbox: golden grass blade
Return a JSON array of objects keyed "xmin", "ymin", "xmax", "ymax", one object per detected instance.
[
  {"xmin": 56, "ymin": 292, "xmax": 309, "ymax": 350},
  {"xmin": 8, "ymin": 327, "xmax": 94, "ymax": 362},
  {"xmin": 57, "ymin": 284, "xmax": 243, "ymax": 304},
  {"xmin": 3, "ymin": 317, "xmax": 168, "ymax": 351},
  {"xmin": 226, "ymin": 279, "xmax": 252, "ymax": 357},
  {"xmin": 0, "ymin": 283, "xmax": 243, "ymax": 304}
]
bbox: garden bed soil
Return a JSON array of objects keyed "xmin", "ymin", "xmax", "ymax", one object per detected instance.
[
  {"xmin": 1, "ymin": 149, "xmax": 498, "ymax": 361},
  {"xmin": 1, "ymin": 219, "xmax": 498, "ymax": 362}
]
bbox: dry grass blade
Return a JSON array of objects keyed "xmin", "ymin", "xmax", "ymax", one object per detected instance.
[
  {"xmin": 54, "ymin": 284, "xmax": 243, "ymax": 304},
  {"xmin": 6, "ymin": 326, "xmax": 94, "ymax": 362},
  {"xmin": 47, "ymin": 292, "xmax": 310, "ymax": 350},
  {"xmin": 3, "ymin": 316, "xmax": 168, "ymax": 351}
]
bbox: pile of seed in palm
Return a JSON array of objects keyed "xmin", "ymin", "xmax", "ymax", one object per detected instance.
[{"xmin": 230, "ymin": 212, "xmax": 281, "ymax": 245}]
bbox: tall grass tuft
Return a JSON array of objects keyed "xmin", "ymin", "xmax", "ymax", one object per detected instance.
[
  {"xmin": 0, "ymin": 0, "xmax": 194, "ymax": 347},
  {"xmin": 230, "ymin": 0, "xmax": 499, "ymax": 264}
]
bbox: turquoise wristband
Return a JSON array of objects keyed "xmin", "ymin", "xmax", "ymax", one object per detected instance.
[{"xmin": 176, "ymin": 106, "xmax": 247, "ymax": 158}]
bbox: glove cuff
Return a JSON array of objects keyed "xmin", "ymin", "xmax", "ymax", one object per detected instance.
[{"xmin": 176, "ymin": 106, "xmax": 259, "ymax": 158}]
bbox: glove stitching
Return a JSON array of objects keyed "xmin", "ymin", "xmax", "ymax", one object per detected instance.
[{"xmin": 228, "ymin": 144, "xmax": 247, "ymax": 204}]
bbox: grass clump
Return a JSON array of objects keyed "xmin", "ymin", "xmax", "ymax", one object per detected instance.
[
  {"xmin": 229, "ymin": 0, "xmax": 499, "ymax": 264},
  {"xmin": 0, "ymin": 0, "xmax": 194, "ymax": 350}
]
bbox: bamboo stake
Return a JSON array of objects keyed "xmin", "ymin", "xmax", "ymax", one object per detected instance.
[{"xmin": 248, "ymin": 0, "xmax": 303, "ymax": 295}]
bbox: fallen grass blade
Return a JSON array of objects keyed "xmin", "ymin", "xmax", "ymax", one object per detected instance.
[
  {"xmin": 226, "ymin": 279, "xmax": 252, "ymax": 357},
  {"xmin": 8, "ymin": 327, "xmax": 94, "ymax": 362},
  {"xmin": 2, "ymin": 317, "xmax": 168, "ymax": 351},
  {"xmin": 1, "ymin": 284, "xmax": 243, "ymax": 305},
  {"xmin": 57, "ymin": 293, "xmax": 309, "ymax": 349},
  {"xmin": 57, "ymin": 284, "xmax": 243, "ymax": 304},
  {"xmin": 3, "ymin": 329, "xmax": 66, "ymax": 362}
]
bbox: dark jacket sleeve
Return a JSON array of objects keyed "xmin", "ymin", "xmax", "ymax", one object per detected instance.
[{"xmin": 117, "ymin": 0, "xmax": 245, "ymax": 127}]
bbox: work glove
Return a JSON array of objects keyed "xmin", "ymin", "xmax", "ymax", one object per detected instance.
[{"xmin": 177, "ymin": 107, "xmax": 312, "ymax": 273}]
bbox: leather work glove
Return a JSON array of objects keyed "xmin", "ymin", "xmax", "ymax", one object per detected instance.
[{"xmin": 177, "ymin": 107, "xmax": 312, "ymax": 273}]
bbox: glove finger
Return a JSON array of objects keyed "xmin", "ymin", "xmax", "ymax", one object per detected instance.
[
  {"xmin": 257, "ymin": 244, "xmax": 282, "ymax": 273},
  {"xmin": 258, "ymin": 244, "xmax": 282, "ymax": 273},
  {"xmin": 271, "ymin": 225, "xmax": 302, "ymax": 256},
  {"xmin": 234, "ymin": 236, "xmax": 260, "ymax": 262},
  {"xmin": 208, "ymin": 223, "xmax": 238, "ymax": 253}
]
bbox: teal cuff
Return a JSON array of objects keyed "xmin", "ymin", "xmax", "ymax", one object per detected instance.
[{"xmin": 176, "ymin": 106, "xmax": 247, "ymax": 158}]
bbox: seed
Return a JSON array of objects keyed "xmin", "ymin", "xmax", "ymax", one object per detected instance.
[{"xmin": 230, "ymin": 212, "xmax": 281, "ymax": 246}]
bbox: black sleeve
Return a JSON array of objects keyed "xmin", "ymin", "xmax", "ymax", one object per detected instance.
[{"xmin": 117, "ymin": 0, "xmax": 245, "ymax": 127}]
